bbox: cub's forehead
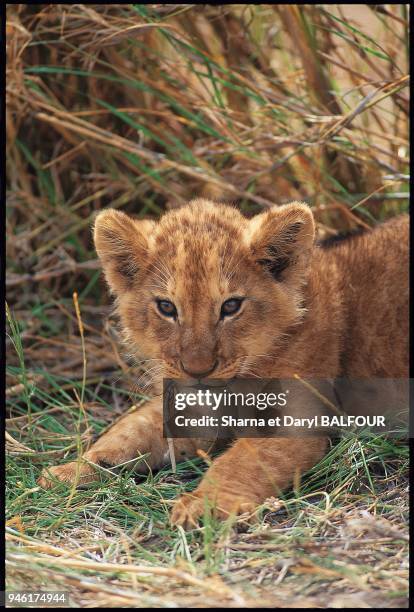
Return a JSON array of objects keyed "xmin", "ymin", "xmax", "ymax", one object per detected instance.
[
  {"xmin": 158, "ymin": 200, "xmax": 245, "ymax": 234},
  {"xmin": 145, "ymin": 201, "xmax": 249, "ymax": 292},
  {"xmin": 151, "ymin": 202, "xmax": 246, "ymax": 258}
]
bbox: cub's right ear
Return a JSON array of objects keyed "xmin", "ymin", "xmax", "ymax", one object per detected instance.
[
  {"xmin": 247, "ymin": 202, "xmax": 315, "ymax": 287},
  {"xmin": 93, "ymin": 209, "xmax": 150, "ymax": 294}
]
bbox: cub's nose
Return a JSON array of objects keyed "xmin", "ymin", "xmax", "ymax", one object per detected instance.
[{"xmin": 180, "ymin": 360, "xmax": 218, "ymax": 380}]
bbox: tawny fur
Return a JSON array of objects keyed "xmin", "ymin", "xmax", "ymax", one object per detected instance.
[{"xmin": 38, "ymin": 200, "xmax": 409, "ymax": 527}]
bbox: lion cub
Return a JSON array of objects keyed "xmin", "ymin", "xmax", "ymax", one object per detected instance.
[{"xmin": 39, "ymin": 200, "xmax": 409, "ymax": 527}]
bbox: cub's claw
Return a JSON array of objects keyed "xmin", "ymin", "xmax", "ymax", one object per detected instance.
[
  {"xmin": 37, "ymin": 460, "xmax": 99, "ymax": 489},
  {"xmin": 170, "ymin": 487, "xmax": 258, "ymax": 528}
]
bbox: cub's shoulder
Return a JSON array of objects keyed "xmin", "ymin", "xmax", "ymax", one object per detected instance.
[{"xmin": 318, "ymin": 213, "xmax": 408, "ymax": 252}]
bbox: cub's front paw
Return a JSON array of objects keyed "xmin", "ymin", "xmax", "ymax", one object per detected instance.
[
  {"xmin": 170, "ymin": 486, "xmax": 258, "ymax": 528},
  {"xmin": 37, "ymin": 460, "xmax": 98, "ymax": 489}
]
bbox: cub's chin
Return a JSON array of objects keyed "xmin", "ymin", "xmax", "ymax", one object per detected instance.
[{"xmin": 162, "ymin": 365, "xmax": 240, "ymax": 384}]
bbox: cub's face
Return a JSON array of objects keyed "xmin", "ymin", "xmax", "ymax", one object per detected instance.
[{"xmin": 94, "ymin": 199, "xmax": 315, "ymax": 381}]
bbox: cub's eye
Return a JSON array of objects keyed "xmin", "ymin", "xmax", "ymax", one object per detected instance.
[
  {"xmin": 156, "ymin": 299, "xmax": 177, "ymax": 318},
  {"xmin": 220, "ymin": 298, "xmax": 244, "ymax": 318}
]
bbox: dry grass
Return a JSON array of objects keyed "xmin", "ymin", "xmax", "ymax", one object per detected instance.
[{"xmin": 6, "ymin": 4, "xmax": 409, "ymax": 608}]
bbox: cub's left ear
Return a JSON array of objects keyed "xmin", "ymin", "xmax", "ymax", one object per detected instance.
[
  {"xmin": 93, "ymin": 209, "xmax": 153, "ymax": 294},
  {"xmin": 247, "ymin": 202, "xmax": 315, "ymax": 285}
]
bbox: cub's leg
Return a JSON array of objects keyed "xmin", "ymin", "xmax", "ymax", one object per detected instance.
[
  {"xmin": 171, "ymin": 436, "xmax": 327, "ymax": 527},
  {"xmin": 38, "ymin": 398, "xmax": 217, "ymax": 489}
]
